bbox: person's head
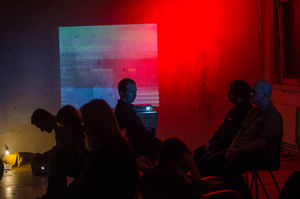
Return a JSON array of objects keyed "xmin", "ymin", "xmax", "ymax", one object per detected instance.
[
  {"xmin": 118, "ymin": 78, "xmax": 137, "ymax": 104},
  {"xmin": 227, "ymin": 80, "xmax": 252, "ymax": 104},
  {"xmin": 56, "ymin": 105, "xmax": 82, "ymax": 133},
  {"xmin": 31, "ymin": 108, "xmax": 56, "ymax": 133},
  {"xmin": 80, "ymin": 99, "xmax": 120, "ymax": 151},
  {"xmin": 251, "ymin": 80, "xmax": 272, "ymax": 108},
  {"xmin": 158, "ymin": 138, "xmax": 191, "ymax": 171}
]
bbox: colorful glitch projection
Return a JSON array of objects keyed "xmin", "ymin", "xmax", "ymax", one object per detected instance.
[{"xmin": 59, "ymin": 24, "xmax": 159, "ymax": 108}]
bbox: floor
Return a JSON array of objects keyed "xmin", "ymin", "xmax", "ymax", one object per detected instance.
[
  {"xmin": 0, "ymin": 149, "xmax": 299, "ymax": 199},
  {"xmin": 246, "ymin": 149, "xmax": 300, "ymax": 199},
  {"xmin": 0, "ymin": 164, "xmax": 48, "ymax": 199}
]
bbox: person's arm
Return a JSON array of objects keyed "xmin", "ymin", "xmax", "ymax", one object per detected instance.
[
  {"xmin": 182, "ymin": 153, "xmax": 202, "ymax": 183},
  {"xmin": 208, "ymin": 103, "xmax": 252, "ymax": 150},
  {"xmin": 218, "ymin": 103, "xmax": 252, "ymax": 146},
  {"xmin": 225, "ymin": 137, "xmax": 267, "ymax": 160},
  {"xmin": 207, "ymin": 110, "xmax": 233, "ymax": 145},
  {"xmin": 227, "ymin": 132, "xmax": 241, "ymax": 150},
  {"xmin": 121, "ymin": 105, "xmax": 149, "ymax": 136},
  {"xmin": 226, "ymin": 111, "xmax": 282, "ymax": 160}
]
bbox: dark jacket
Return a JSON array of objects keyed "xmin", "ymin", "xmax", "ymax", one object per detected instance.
[
  {"xmin": 64, "ymin": 133, "xmax": 139, "ymax": 199},
  {"xmin": 208, "ymin": 100, "xmax": 252, "ymax": 150},
  {"xmin": 115, "ymin": 100, "xmax": 161, "ymax": 162}
]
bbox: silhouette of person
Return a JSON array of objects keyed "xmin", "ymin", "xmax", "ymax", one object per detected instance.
[
  {"xmin": 31, "ymin": 109, "xmax": 63, "ymax": 166},
  {"xmin": 36, "ymin": 105, "xmax": 86, "ymax": 199},
  {"xmin": 63, "ymin": 99, "xmax": 139, "ymax": 199},
  {"xmin": 194, "ymin": 80, "xmax": 252, "ymax": 175},
  {"xmin": 56, "ymin": 105, "xmax": 86, "ymax": 160},
  {"xmin": 204, "ymin": 80, "xmax": 283, "ymax": 199},
  {"xmin": 115, "ymin": 78, "xmax": 161, "ymax": 163},
  {"xmin": 139, "ymin": 138, "xmax": 240, "ymax": 199}
]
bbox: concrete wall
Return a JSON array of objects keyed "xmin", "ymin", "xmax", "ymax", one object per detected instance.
[
  {"xmin": 0, "ymin": 0, "xmax": 264, "ymax": 153},
  {"xmin": 157, "ymin": 0, "xmax": 263, "ymax": 149}
]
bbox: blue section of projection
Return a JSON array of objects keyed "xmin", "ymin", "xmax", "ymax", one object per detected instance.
[{"xmin": 61, "ymin": 87, "xmax": 119, "ymax": 109}]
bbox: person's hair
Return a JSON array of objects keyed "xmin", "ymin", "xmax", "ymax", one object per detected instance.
[
  {"xmin": 57, "ymin": 105, "xmax": 85, "ymax": 155},
  {"xmin": 230, "ymin": 80, "xmax": 252, "ymax": 101},
  {"xmin": 31, "ymin": 108, "xmax": 53, "ymax": 125},
  {"xmin": 80, "ymin": 99, "xmax": 121, "ymax": 151},
  {"xmin": 56, "ymin": 105, "xmax": 82, "ymax": 130},
  {"xmin": 118, "ymin": 78, "xmax": 136, "ymax": 94},
  {"xmin": 158, "ymin": 138, "xmax": 191, "ymax": 169}
]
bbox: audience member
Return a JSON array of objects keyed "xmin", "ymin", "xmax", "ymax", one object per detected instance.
[
  {"xmin": 194, "ymin": 80, "xmax": 252, "ymax": 175},
  {"xmin": 139, "ymin": 138, "xmax": 230, "ymax": 199},
  {"xmin": 115, "ymin": 78, "xmax": 161, "ymax": 163},
  {"xmin": 63, "ymin": 99, "xmax": 139, "ymax": 199},
  {"xmin": 36, "ymin": 105, "xmax": 86, "ymax": 199},
  {"xmin": 204, "ymin": 80, "xmax": 283, "ymax": 199},
  {"xmin": 56, "ymin": 105, "xmax": 86, "ymax": 159},
  {"xmin": 31, "ymin": 109, "xmax": 63, "ymax": 169}
]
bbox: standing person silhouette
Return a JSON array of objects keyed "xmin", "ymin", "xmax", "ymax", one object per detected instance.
[{"xmin": 115, "ymin": 78, "xmax": 161, "ymax": 163}]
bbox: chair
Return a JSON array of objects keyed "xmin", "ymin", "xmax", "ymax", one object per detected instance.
[
  {"xmin": 247, "ymin": 168, "xmax": 281, "ymax": 199},
  {"xmin": 246, "ymin": 131, "xmax": 283, "ymax": 199}
]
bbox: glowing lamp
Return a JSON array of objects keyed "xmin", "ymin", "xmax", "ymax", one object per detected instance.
[{"xmin": 4, "ymin": 145, "xmax": 9, "ymax": 156}]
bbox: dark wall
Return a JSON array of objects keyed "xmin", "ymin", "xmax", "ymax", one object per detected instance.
[{"xmin": 0, "ymin": 0, "xmax": 263, "ymax": 152}]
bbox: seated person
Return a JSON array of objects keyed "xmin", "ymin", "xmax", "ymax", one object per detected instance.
[
  {"xmin": 139, "ymin": 138, "xmax": 236, "ymax": 199},
  {"xmin": 204, "ymin": 80, "xmax": 283, "ymax": 199},
  {"xmin": 62, "ymin": 99, "xmax": 139, "ymax": 199},
  {"xmin": 115, "ymin": 78, "xmax": 161, "ymax": 163},
  {"xmin": 31, "ymin": 108, "xmax": 63, "ymax": 166},
  {"xmin": 36, "ymin": 105, "xmax": 86, "ymax": 199},
  {"xmin": 56, "ymin": 105, "xmax": 87, "ymax": 160},
  {"xmin": 194, "ymin": 80, "xmax": 252, "ymax": 175}
]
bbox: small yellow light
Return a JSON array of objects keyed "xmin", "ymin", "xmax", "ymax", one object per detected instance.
[
  {"xmin": 5, "ymin": 150, "xmax": 9, "ymax": 156},
  {"xmin": 56, "ymin": 122, "xmax": 64, "ymax": 127}
]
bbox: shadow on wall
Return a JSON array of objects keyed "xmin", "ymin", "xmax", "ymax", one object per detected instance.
[{"xmin": 0, "ymin": 125, "xmax": 56, "ymax": 154}]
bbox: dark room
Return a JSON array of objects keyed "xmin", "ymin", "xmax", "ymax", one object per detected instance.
[{"xmin": 0, "ymin": 0, "xmax": 300, "ymax": 199}]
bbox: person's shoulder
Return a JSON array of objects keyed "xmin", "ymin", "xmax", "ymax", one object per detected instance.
[
  {"xmin": 116, "ymin": 100, "xmax": 134, "ymax": 112},
  {"xmin": 263, "ymin": 104, "xmax": 283, "ymax": 124},
  {"xmin": 270, "ymin": 105, "xmax": 283, "ymax": 121},
  {"xmin": 115, "ymin": 100, "xmax": 123, "ymax": 110}
]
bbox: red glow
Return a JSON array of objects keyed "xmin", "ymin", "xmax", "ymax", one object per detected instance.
[
  {"xmin": 153, "ymin": 0, "xmax": 263, "ymax": 149},
  {"xmin": 158, "ymin": 1, "xmax": 222, "ymax": 60}
]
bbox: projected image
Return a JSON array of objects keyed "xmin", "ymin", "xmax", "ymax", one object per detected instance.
[{"xmin": 59, "ymin": 24, "xmax": 159, "ymax": 108}]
